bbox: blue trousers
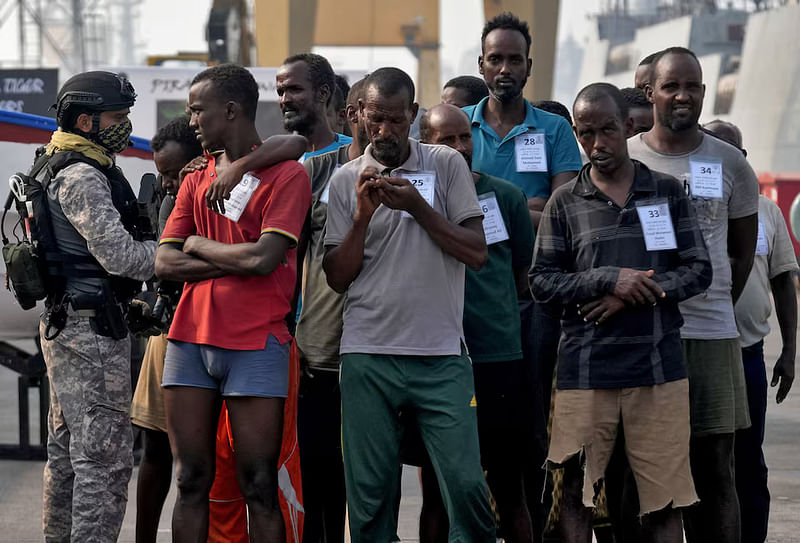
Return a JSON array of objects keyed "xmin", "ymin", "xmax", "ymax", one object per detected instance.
[{"xmin": 734, "ymin": 340, "xmax": 769, "ymax": 543}]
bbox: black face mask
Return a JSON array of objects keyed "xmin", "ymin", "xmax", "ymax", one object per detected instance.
[{"xmin": 96, "ymin": 119, "xmax": 132, "ymax": 154}]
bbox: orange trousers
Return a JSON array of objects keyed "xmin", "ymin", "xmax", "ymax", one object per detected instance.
[{"xmin": 206, "ymin": 341, "xmax": 305, "ymax": 543}]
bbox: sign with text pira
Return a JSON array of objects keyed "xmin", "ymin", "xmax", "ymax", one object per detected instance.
[{"xmin": 0, "ymin": 69, "xmax": 58, "ymax": 117}]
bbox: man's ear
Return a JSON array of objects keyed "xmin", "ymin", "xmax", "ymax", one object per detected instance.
[
  {"xmin": 74, "ymin": 112, "xmax": 93, "ymax": 133},
  {"xmin": 318, "ymin": 84, "xmax": 331, "ymax": 107},
  {"xmin": 624, "ymin": 115, "xmax": 635, "ymax": 139},
  {"xmin": 225, "ymin": 101, "xmax": 238, "ymax": 120},
  {"xmin": 410, "ymin": 102, "xmax": 420, "ymax": 123},
  {"xmin": 478, "ymin": 55, "xmax": 484, "ymax": 75},
  {"xmin": 645, "ymin": 84, "xmax": 654, "ymax": 103},
  {"xmin": 526, "ymin": 57, "xmax": 532, "ymax": 78},
  {"xmin": 346, "ymin": 104, "xmax": 358, "ymax": 125}
]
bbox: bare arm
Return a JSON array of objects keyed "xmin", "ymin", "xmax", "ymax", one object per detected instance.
[
  {"xmin": 182, "ymin": 233, "xmax": 292, "ymax": 276},
  {"xmin": 323, "ymin": 217, "xmax": 370, "ymax": 294},
  {"xmin": 770, "ymin": 270, "xmax": 797, "ymax": 403},
  {"xmin": 527, "ymin": 171, "xmax": 577, "ymax": 229},
  {"xmin": 322, "ymin": 168, "xmax": 382, "ymax": 293},
  {"xmin": 728, "ymin": 213, "xmax": 758, "ymax": 304},
  {"xmin": 155, "ymin": 243, "xmax": 226, "ymax": 282},
  {"xmin": 206, "ymin": 134, "xmax": 308, "ymax": 213},
  {"xmin": 527, "ymin": 197, "xmax": 546, "ymax": 229}
]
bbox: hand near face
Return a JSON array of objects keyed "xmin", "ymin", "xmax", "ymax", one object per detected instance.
[
  {"xmin": 375, "ymin": 176, "xmax": 426, "ymax": 215},
  {"xmin": 354, "ymin": 167, "xmax": 382, "ymax": 223}
]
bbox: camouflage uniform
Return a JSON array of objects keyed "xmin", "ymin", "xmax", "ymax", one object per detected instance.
[{"xmin": 41, "ymin": 161, "xmax": 156, "ymax": 543}]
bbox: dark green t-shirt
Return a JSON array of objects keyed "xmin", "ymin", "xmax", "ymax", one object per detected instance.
[{"xmin": 464, "ymin": 173, "xmax": 535, "ymax": 362}]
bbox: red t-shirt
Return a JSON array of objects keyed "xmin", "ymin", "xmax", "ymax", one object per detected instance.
[{"xmin": 161, "ymin": 155, "xmax": 311, "ymax": 350}]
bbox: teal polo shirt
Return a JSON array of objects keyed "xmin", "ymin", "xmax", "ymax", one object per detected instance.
[{"xmin": 463, "ymin": 97, "xmax": 582, "ymax": 199}]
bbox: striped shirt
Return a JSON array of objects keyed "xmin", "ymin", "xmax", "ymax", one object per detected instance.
[{"xmin": 530, "ymin": 160, "xmax": 712, "ymax": 389}]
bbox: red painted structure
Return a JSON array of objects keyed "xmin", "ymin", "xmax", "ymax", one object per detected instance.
[{"xmin": 759, "ymin": 172, "xmax": 800, "ymax": 256}]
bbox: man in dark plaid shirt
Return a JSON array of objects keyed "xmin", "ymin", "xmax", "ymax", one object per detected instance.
[{"xmin": 530, "ymin": 83, "xmax": 711, "ymax": 542}]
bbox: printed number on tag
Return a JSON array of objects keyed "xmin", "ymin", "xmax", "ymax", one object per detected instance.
[
  {"xmin": 689, "ymin": 159, "xmax": 723, "ymax": 199},
  {"xmin": 222, "ymin": 173, "xmax": 261, "ymax": 223},
  {"xmin": 514, "ymin": 132, "xmax": 548, "ymax": 173},
  {"xmin": 478, "ymin": 193, "xmax": 509, "ymax": 245},
  {"xmin": 636, "ymin": 202, "xmax": 677, "ymax": 251}
]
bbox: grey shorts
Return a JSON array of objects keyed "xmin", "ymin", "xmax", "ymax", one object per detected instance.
[
  {"xmin": 682, "ymin": 338, "xmax": 751, "ymax": 436},
  {"xmin": 162, "ymin": 336, "xmax": 289, "ymax": 398}
]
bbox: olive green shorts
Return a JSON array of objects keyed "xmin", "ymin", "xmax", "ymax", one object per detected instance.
[{"xmin": 681, "ymin": 338, "xmax": 751, "ymax": 437}]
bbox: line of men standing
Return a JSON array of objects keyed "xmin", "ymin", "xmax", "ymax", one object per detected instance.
[{"xmin": 35, "ymin": 8, "xmax": 796, "ymax": 543}]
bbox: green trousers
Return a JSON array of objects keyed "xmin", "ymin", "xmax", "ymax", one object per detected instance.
[{"xmin": 340, "ymin": 351, "xmax": 495, "ymax": 543}]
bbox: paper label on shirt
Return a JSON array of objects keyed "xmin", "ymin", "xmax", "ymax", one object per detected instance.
[
  {"xmin": 636, "ymin": 202, "xmax": 677, "ymax": 251},
  {"xmin": 689, "ymin": 159, "xmax": 723, "ymax": 199},
  {"xmin": 400, "ymin": 172, "xmax": 436, "ymax": 218},
  {"xmin": 478, "ymin": 192, "xmax": 509, "ymax": 245},
  {"xmin": 222, "ymin": 173, "xmax": 260, "ymax": 222},
  {"xmin": 756, "ymin": 219, "xmax": 768, "ymax": 255},
  {"xmin": 319, "ymin": 166, "xmax": 340, "ymax": 205},
  {"xmin": 514, "ymin": 131, "xmax": 548, "ymax": 173}
]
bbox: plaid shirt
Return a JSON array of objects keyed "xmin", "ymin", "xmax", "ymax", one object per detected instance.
[{"xmin": 530, "ymin": 161, "xmax": 712, "ymax": 389}]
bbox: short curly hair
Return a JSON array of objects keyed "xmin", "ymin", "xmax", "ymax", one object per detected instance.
[
  {"xmin": 532, "ymin": 100, "xmax": 572, "ymax": 125},
  {"xmin": 481, "ymin": 12, "xmax": 531, "ymax": 54},
  {"xmin": 574, "ymin": 83, "xmax": 629, "ymax": 123},
  {"xmin": 150, "ymin": 115, "xmax": 203, "ymax": 158},
  {"xmin": 620, "ymin": 87, "xmax": 650, "ymax": 109},
  {"xmin": 443, "ymin": 76, "xmax": 489, "ymax": 106},
  {"xmin": 283, "ymin": 53, "xmax": 336, "ymax": 106},
  {"xmin": 191, "ymin": 63, "xmax": 259, "ymax": 121}
]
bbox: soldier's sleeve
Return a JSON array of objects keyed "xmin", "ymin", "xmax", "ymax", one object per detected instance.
[{"xmin": 57, "ymin": 163, "xmax": 156, "ymax": 281}]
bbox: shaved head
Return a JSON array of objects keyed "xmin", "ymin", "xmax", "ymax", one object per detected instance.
[{"xmin": 419, "ymin": 103, "xmax": 474, "ymax": 169}]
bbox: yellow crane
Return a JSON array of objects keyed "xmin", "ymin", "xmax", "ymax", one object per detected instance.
[{"xmin": 252, "ymin": 0, "xmax": 560, "ymax": 107}]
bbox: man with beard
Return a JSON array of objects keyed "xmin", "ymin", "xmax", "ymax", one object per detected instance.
[
  {"xmin": 276, "ymin": 53, "xmax": 352, "ymax": 162},
  {"xmin": 465, "ymin": 12, "xmax": 581, "ymax": 227},
  {"xmin": 322, "ymin": 67, "xmax": 494, "ymax": 543},
  {"xmin": 463, "ymin": 13, "xmax": 582, "ymax": 536},
  {"xmin": 155, "ymin": 64, "xmax": 311, "ymax": 542},
  {"xmin": 410, "ymin": 103, "xmax": 535, "ymax": 542},
  {"xmin": 532, "ymin": 82, "xmax": 711, "ymax": 543},
  {"xmin": 628, "ymin": 47, "xmax": 759, "ymax": 543},
  {"xmin": 292, "ymin": 76, "xmax": 369, "ymax": 543}
]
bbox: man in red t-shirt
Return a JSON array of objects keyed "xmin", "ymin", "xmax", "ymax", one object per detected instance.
[{"xmin": 155, "ymin": 64, "xmax": 311, "ymax": 543}]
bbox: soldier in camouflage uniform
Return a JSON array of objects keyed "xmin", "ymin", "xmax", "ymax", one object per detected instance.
[{"xmin": 39, "ymin": 71, "xmax": 156, "ymax": 543}]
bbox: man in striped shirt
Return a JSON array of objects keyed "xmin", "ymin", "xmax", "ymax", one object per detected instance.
[{"xmin": 530, "ymin": 83, "xmax": 711, "ymax": 542}]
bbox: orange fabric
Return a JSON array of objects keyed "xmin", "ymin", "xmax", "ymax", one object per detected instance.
[
  {"xmin": 279, "ymin": 341, "xmax": 305, "ymax": 543},
  {"xmin": 208, "ymin": 402, "xmax": 248, "ymax": 543},
  {"xmin": 206, "ymin": 345, "xmax": 305, "ymax": 543}
]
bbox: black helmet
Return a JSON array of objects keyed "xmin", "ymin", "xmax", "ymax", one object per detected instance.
[{"xmin": 54, "ymin": 71, "xmax": 136, "ymax": 129}]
